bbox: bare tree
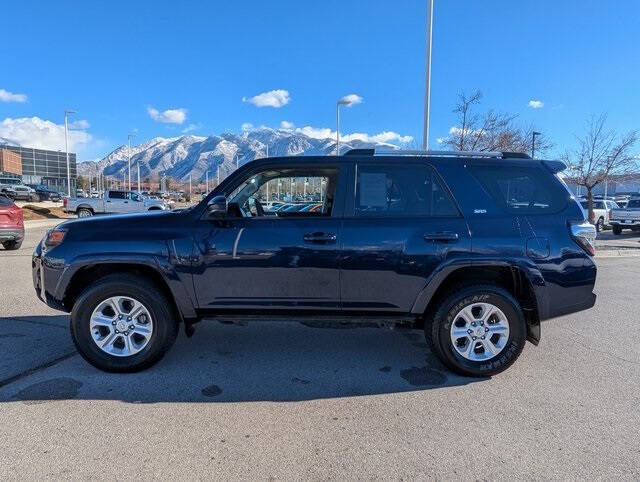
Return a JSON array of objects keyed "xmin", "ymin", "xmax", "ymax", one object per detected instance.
[
  {"xmin": 441, "ymin": 90, "xmax": 552, "ymax": 156},
  {"xmin": 564, "ymin": 114, "xmax": 638, "ymax": 223}
]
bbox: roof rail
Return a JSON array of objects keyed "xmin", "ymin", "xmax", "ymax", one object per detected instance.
[{"xmin": 343, "ymin": 148, "xmax": 531, "ymax": 159}]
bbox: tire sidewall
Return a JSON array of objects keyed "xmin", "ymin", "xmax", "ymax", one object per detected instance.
[
  {"xmin": 71, "ymin": 279, "xmax": 174, "ymax": 371},
  {"xmin": 436, "ymin": 289, "xmax": 526, "ymax": 376}
]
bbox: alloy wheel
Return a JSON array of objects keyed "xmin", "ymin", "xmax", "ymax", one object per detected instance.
[
  {"xmin": 89, "ymin": 296, "xmax": 153, "ymax": 357},
  {"xmin": 450, "ymin": 302, "xmax": 510, "ymax": 361}
]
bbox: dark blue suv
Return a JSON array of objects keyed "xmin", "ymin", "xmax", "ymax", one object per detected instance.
[{"xmin": 32, "ymin": 149, "xmax": 597, "ymax": 376}]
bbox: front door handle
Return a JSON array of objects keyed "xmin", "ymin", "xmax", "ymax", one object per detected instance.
[
  {"xmin": 424, "ymin": 232, "xmax": 459, "ymax": 242},
  {"xmin": 303, "ymin": 232, "xmax": 337, "ymax": 243}
]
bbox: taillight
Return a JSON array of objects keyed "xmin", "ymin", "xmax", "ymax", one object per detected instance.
[
  {"xmin": 63, "ymin": 198, "xmax": 68, "ymax": 208},
  {"xmin": 569, "ymin": 220, "xmax": 596, "ymax": 256}
]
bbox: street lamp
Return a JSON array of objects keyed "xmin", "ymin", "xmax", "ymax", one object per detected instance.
[
  {"xmin": 422, "ymin": 0, "xmax": 434, "ymax": 150},
  {"xmin": 531, "ymin": 131, "xmax": 541, "ymax": 159},
  {"xmin": 336, "ymin": 94, "xmax": 362, "ymax": 155},
  {"xmin": 64, "ymin": 109, "xmax": 76, "ymax": 196},
  {"xmin": 127, "ymin": 133, "xmax": 136, "ymax": 191}
]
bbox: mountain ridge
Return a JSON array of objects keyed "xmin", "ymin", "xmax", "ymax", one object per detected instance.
[{"xmin": 77, "ymin": 128, "xmax": 402, "ymax": 181}]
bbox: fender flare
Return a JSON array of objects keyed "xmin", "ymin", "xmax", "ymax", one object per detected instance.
[{"xmin": 55, "ymin": 254, "xmax": 198, "ymax": 321}]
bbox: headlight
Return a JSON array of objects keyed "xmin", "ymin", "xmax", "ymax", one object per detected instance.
[{"xmin": 44, "ymin": 228, "xmax": 67, "ymax": 247}]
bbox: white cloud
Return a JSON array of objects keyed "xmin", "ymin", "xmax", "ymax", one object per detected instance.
[
  {"xmin": 338, "ymin": 93, "xmax": 363, "ymax": 106},
  {"xmin": 241, "ymin": 122, "xmax": 254, "ymax": 132},
  {"xmin": 0, "ymin": 88, "xmax": 27, "ymax": 103},
  {"xmin": 242, "ymin": 89, "xmax": 290, "ymax": 108},
  {"xmin": 182, "ymin": 123, "xmax": 201, "ymax": 133},
  {"xmin": 294, "ymin": 125, "xmax": 412, "ymax": 144},
  {"xmin": 279, "ymin": 120, "xmax": 294, "ymax": 130},
  {"xmin": 528, "ymin": 100, "xmax": 544, "ymax": 109},
  {"xmin": 0, "ymin": 116, "xmax": 92, "ymax": 151},
  {"xmin": 147, "ymin": 106, "xmax": 187, "ymax": 124},
  {"xmin": 69, "ymin": 119, "xmax": 90, "ymax": 129}
]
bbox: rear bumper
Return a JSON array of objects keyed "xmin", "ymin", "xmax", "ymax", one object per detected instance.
[
  {"xmin": 609, "ymin": 220, "xmax": 640, "ymax": 227},
  {"xmin": 0, "ymin": 226, "xmax": 24, "ymax": 242}
]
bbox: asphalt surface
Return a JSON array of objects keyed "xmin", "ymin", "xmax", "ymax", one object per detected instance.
[{"xmin": 0, "ymin": 223, "xmax": 639, "ymax": 479}]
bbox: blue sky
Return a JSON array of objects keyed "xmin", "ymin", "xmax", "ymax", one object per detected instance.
[{"xmin": 1, "ymin": 0, "xmax": 638, "ymax": 160}]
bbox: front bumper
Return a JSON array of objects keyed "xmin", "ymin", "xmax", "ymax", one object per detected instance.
[
  {"xmin": 32, "ymin": 244, "xmax": 67, "ymax": 312},
  {"xmin": 0, "ymin": 227, "xmax": 24, "ymax": 242}
]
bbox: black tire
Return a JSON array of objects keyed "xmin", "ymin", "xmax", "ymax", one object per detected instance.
[
  {"xmin": 612, "ymin": 225, "xmax": 622, "ymax": 235},
  {"xmin": 596, "ymin": 217, "xmax": 604, "ymax": 232},
  {"xmin": 70, "ymin": 274, "xmax": 179, "ymax": 372},
  {"xmin": 77, "ymin": 207, "xmax": 93, "ymax": 218},
  {"xmin": 2, "ymin": 239, "xmax": 22, "ymax": 250},
  {"xmin": 425, "ymin": 285, "xmax": 527, "ymax": 377}
]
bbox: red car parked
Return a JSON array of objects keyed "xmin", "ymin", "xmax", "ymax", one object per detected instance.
[{"xmin": 0, "ymin": 194, "xmax": 24, "ymax": 250}]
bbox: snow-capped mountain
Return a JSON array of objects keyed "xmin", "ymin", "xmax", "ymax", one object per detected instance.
[{"xmin": 78, "ymin": 128, "xmax": 401, "ymax": 182}]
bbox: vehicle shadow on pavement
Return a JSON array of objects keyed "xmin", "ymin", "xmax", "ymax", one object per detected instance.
[{"xmin": 0, "ymin": 317, "xmax": 486, "ymax": 404}]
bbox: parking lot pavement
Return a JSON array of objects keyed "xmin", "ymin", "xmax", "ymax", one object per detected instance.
[{"xmin": 1, "ymin": 225, "xmax": 639, "ymax": 479}]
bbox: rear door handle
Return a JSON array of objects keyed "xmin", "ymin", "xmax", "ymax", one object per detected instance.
[
  {"xmin": 424, "ymin": 232, "xmax": 459, "ymax": 242},
  {"xmin": 303, "ymin": 232, "xmax": 337, "ymax": 243}
]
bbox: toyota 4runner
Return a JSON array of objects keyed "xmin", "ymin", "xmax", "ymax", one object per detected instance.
[{"xmin": 32, "ymin": 149, "xmax": 597, "ymax": 377}]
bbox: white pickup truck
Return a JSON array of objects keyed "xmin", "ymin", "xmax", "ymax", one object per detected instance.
[
  {"xmin": 64, "ymin": 190, "xmax": 170, "ymax": 218},
  {"xmin": 609, "ymin": 198, "xmax": 640, "ymax": 235},
  {"xmin": 579, "ymin": 199, "xmax": 619, "ymax": 232}
]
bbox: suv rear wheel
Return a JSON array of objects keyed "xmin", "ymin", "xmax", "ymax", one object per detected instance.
[
  {"xmin": 71, "ymin": 274, "xmax": 178, "ymax": 372},
  {"xmin": 426, "ymin": 285, "xmax": 526, "ymax": 377}
]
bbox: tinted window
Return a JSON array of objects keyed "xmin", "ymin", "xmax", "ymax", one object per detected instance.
[
  {"xmin": 355, "ymin": 164, "xmax": 458, "ymax": 217},
  {"xmin": 470, "ymin": 165, "xmax": 568, "ymax": 214},
  {"xmin": 108, "ymin": 191, "xmax": 126, "ymax": 199},
  {"xmin": 628, "ymin": 200, "xmax": 640, "ymax": 208},
  {"xmin": 228, "ymin": 168, "xmax": 338, "ymax": 217},
  {"xmin": 0, "ymin": 195, "xmax": 12, "ymax": 206}
]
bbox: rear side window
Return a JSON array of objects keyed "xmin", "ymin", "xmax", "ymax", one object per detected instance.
[
  {"xmin": 628, "ymin": 200, "xmax": 640, "ymax": 208},
  {"xmin": 355, "ymin": 163, "xmax": 458, "ymax": 217},
  {"xmin": 108, "ymin": 191, "xmax": 126, "ymax": 199},
  {"xmin": 0, "ymin": 195, "xmax": 12, "ymax": 206},
  {"xmin": 470, "ymin": 165, "xmax": 568, "ymax": 214}
]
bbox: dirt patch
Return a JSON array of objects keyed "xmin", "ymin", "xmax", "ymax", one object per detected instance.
[{"xmin": 21, "ymin": 205, "xmax": 72, "ymax": 221}]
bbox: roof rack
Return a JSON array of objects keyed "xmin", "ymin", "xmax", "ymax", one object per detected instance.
[{"xmin": 344, "ymin": 148, "xmax": 531, "ymax": 159}]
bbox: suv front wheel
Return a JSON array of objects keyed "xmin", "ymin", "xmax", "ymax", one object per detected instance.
[
  {"xmin": 426, "ymin": 285, "xmax": 527, "ymax": 377},
  {"xmin": 71, "ymin": 274, "xmax": 178, "ymax": 372}
]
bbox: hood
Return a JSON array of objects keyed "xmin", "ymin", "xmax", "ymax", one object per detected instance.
[{"xmin": 59, "ymin": 209, "xmax": 182, "ymax": 231}]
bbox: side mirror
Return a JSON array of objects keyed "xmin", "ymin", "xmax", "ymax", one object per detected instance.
[{"xmin": 207, "ymin": 195, "xmax": 228, "ymax": 218}]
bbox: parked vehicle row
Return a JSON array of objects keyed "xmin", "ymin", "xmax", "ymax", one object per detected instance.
[
  {"xmin": 33, "ymin": 150, "xmax": 597, "ymax": 378},
  {"xmin": 64, "ymin": 190, "xmax": 171, "ymax": 217}
]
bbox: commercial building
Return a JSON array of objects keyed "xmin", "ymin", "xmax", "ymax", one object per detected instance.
[{"xmin": 0, "ymin": 145, "xmax": 77, "ymax": 192}]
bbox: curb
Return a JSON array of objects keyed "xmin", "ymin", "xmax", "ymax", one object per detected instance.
[
  {"xmin": 23, "ymin": 219, "xmax": 68, "ymax": 230},
  {"xmin": 596, "ymin": 250, "xmax": 640, "ymax": 258}
]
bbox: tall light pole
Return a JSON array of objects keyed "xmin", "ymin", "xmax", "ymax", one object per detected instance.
[
  {"xmin": 532, "ymin": 131, "xmax": 541, "ymax": 159},
  {"xmin": 137, "ymin": 164, "xmax": 141, "ymax": 193},
  {"xmin": 336, "ymin": 95, "xmax": 361, "ymax": 155},
  {"xmin": 127, "ymin": 133, "xmax": 136, "ymax": 191},
  {"xmin": 64, "ymin": 109, "xmax": 76, "ymax": 196},
  {"xmin": 422, "ymin": 0, "xmax": 434, "ymax": 150}
]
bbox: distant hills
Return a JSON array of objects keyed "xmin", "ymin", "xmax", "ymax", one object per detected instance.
[{"xmin": 77, "ymin": 128, "xmax": 401, "ymax": 181}]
